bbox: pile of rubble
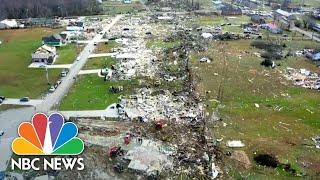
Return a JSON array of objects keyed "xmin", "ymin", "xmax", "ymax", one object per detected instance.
[
  {"xmin": 122, "ymin": 89, "xmax": 204, "ymax": 123},
  {"xmin": 284, "ymin": 68, "xmax": 320, "ymax": 90}
]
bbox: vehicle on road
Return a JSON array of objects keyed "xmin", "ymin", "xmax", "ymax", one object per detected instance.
[
  {"xmin": 0, "ymin": 130, "xmax": 4, "ymax": 136},
  {"xmin": 0, "ymin": 99, "xmax": 3, "ymax": 104},
  {"xmin": 0, "ymin": 96, "xmax": 5, "ymax": 101},
  {"xmin": 61, "ymin": 69, "xmax": 69, "ymax": 77},
  {"xmin": 20, "ymin": 97, "xmax": 29, "ymax": 102},
  {"xmin": 94, "ymin": 42, "xmax": 98, "ymax": 46},
  {"xmin": 49, "ymin": 86, "xmax": 56, "ymax": 93},
  {"xmin": 76, "ymin": 57, "xmax": 81, "ymax": 61}
]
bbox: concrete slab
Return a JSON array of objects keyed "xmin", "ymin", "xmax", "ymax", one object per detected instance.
[{"xmin": 78, "ymin": 69, "xmax": 101, "ymax": 75}]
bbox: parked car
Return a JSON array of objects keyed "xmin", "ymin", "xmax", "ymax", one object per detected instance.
[
  {"xmin": 61, "ymin": 69, "xmax": 69, "ymax": 77},
  {"xmin": 0, "ymin": 96, "xmax": 5, "ymax": 101},
  {"xmin": 0, "ymin": 130, "xmax": 4, "ymax": 136},
  {"xmin": 49, "ymin": 86, "xmax": 55, "ymax": 93},
  {"xmin": 20, "ymin": 97, "xmax": 29, "ymax": 102},
  {"xmin": 94, "ymin": 42, "xmax": 98, "ymax": 46},
  {"xmin": 76, "ymin": 57, "xmax": 81, "ymax": 61},
  {"xmin": 0, "ymin": 99, "xmax": 3, "ymax": 104},
  {"xmin": 56, "ymin": 80, "xmax": 62, "ymax": 85}
]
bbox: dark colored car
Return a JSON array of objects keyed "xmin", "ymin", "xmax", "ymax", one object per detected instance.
[{"xmin": 20, "ymin": 97, "xmax": 29, "ymax": 102}]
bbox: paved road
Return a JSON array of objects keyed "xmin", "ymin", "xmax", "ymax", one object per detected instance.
[
  {"xmin": 37, "ymin": 15, "xmax": 123, "ymax": 112},
  {"xmin": 291, "ymin": 26, "xmax": 320, "ymax": 42},
  {"xmin": 0, "ymin": 15, "xmax": 123, "ymax": 172},
  {"xmin": 1, "ymin": 98, "xmax": 43, "ymax": 106}
]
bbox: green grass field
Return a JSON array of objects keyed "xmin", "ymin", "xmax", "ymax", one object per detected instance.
[
  {"xmin": 0, "ymin": 28, "xmax": 63, "ymax": 98},
  {"xmin": 84, "ymin": 57, "xmax": 117, "ymax": 70},
  {"xmin": 94, "ymin": 40, "xmax": 118, "ymax": 54},
  {"xmin": 191, "ymin": 40, "xmax": 320, "ymax": 178},
  {"xmin": 55, "ymin": 44, "xmax": 81, "ymax": 64},
  {"xmin": 102, "ymin": 1, "xmax": 145, "ymax": 15},
  {"xmin": 59, "ymin": 75, "xmax": 138, "ymax": 110},
  {"xmin": 195, "ymin": 15, "xmax": 251, "ymax": 27}
]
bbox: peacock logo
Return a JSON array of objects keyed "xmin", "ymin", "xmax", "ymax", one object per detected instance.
[{"xmin": 12, "ymin": 113, "xmax": 84, "ymax": 155}]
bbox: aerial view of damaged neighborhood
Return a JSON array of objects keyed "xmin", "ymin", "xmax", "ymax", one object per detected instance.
[{"xmin": 0, "ymin": 0, "xmax": 320, "ymax": 179}]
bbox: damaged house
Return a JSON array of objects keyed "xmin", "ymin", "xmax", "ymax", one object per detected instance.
[
  {"xmin": 220, "ymin": 4, "xmax": 242, "ymax": 16},
  {"xmin": 31, "ymin": 45, "xmax": 57, "ymax": 64}
]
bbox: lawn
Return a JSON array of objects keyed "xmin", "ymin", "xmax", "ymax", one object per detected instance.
[
  {"xmin": 55, "ymin": 44, "xmax": 82, "ymax": 64},
  {"xmin": 84, "ymin": 57, "xmax": 117, "ymax": 70},
  {"xmin": 194, "ymin": 15, "xmax": 251, "ymax": 26},
  {"xmin": 0, "ymin": 28, "xmax": 63, "ymax": 98},
  {"xmin": 146, "ymin": 39, "xmax": 181, "ymax": 49},
  {"xmin": 94, "ymin": 40, "xmax": 118, "ymax": 54},
  {"xmin": 191, "ymin": 40, "xmax": 320, "ymax": 178},
  {"xmin": 59, "ymin": 75, "xmax": 138, "ymax": 110}
]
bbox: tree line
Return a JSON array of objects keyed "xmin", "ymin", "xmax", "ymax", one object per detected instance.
[{"xmin": 0, "ymin": 0, "xmax": 103, "ymax": 19}]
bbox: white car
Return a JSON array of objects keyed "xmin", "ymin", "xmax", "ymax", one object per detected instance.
[
  {"xmin": 0, "ymin": 130, "xmax": 4, "ymax": 136},
  {"xmin": 49, "ymin": 86, "xmax": 55, "ymax": 93}
]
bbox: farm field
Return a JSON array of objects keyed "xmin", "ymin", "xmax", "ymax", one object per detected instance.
[
  {"xmin": 0, "ymin": 28, "xmax": 63, "ymax": 98},
  {"xmin": 191, "ymin": 40, "xmax": 320, "ymax": 178}
]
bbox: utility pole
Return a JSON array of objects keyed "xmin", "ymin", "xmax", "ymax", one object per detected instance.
[{"xmin": 45, "ymin": 67, "xmax": 50, "ymax": 85}]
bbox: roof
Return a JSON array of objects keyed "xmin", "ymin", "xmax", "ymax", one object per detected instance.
[
  {"xmin": 42, "ymin": 34, "xmax": 63, "ymax": 42},
  {"xmin": 0, "ymin": 19, "xmax": 18, "ymax": 27},
  {"xmin": 275, "ymin": 9, "xmax": 291, "ymax": 17},
  {"xmin": 34, "ymin": 45, "xmax": 56, "ymax": 54}
]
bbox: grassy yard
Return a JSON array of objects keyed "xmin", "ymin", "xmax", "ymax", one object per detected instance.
[
  {"xmin": 191, "ymin": 40, "xmax": 320, "ymax": 178},
  {"xmin": 59, "ymin": 75, "xmax": 138, "ymax": 110},
  {"xmin": 0, "ymin": 28, "xmax": 63, "ymax": 98},
  {"xmin": 94, "ymin": 40, "xmax": 118, "ymax": 54},
  {"xmin": 84, "ymin": 57, "xmax": 117, "ymax": 70},
  {"xmin": 146, "ymin": 39, "xmax": 181, "ymax": 49},
  {"xmin": 194, "ymin": 15, "xmax": 251, "ymax": 26},
  {"xmin": 55, "ymin": 44, "xmax": 82, "ymax": 64}
]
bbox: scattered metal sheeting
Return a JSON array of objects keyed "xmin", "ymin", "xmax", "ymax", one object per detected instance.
[{"xmin": 284, "ymin": 67, "xmax": 320, "ymax": 90}]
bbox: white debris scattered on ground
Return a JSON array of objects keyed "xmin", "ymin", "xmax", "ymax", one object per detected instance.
[
  {"xmin": 312, "ymin": 136, "xmax": 320, "ymax": 149},
  {"xmin": 284, "ymin": 67, "xmax": 320, "ymax": 90},
  {"xmin": 125, "ymin": 139, "xmax": 173, "ymax": 175},
  {"xmin": 226, "ymin": 140, "xmax": 245, "ymax": 148},
  {"xmin": 122, "ymin": 89, "xmax": 204, "ymax": 123}
]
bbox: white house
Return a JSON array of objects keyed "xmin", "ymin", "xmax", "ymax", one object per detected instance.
[
  {"xmin": 0, "ymin": 19, "xmax": 18, "ymax": 29},
  {"xmin": 31, "ymin": 45, "xmax": 57, "ymax": 64}
]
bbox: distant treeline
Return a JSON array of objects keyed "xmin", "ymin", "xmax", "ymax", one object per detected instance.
[{"xmin": 0, "ymin": 0, "xmax": 102, "ymax": 19}]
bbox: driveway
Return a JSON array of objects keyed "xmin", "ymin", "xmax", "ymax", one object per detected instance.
[
  {"xmin": 28, "ymin": 63, "xmax": 73, "ymax": 69},
  {"xmin": 88, "ymin": 52, "xmax": 117, "ymax": 58},
  {"xmin": 78, "ymin": 69, "xmax": 101, "ymax": 75},
  {"xmin": 0, "ymin": 15, "xmax": 123, "ymax": 172}
]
